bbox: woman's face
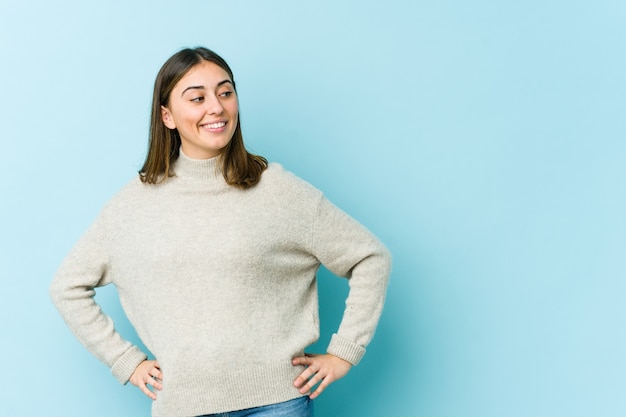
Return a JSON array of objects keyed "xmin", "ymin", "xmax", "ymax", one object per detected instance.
[{"xmin": 161, "ymin": 61, "xmax": 238, "ymax": 159}]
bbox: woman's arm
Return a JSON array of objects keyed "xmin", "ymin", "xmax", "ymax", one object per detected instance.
[
  {"xmin": 49, "ymin": 214, "xmax": 148, "ymax": 385},
  {"xmin": 293, "ymin": 193, "xmax": 392, "ymax": 397}
]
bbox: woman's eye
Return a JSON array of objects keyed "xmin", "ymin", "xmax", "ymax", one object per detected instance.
[
  {"xmin": 219, "ymin": 91, "xmax": 233, "ymax": 97},
  {"xmin": 191, "ymin": 96, "xmax": 204, "ymax": 102}
]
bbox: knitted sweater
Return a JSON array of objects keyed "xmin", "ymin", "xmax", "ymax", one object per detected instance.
[{"xmin": 49, "ymin": 150, "xmax": 391, "ymax": 417}]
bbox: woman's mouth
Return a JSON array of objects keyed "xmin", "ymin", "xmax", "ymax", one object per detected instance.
[{"xmin": 201, "ymin": 121, "xmax": 227, "ymax": 132}]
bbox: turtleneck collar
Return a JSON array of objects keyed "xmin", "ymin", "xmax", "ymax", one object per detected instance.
[{"xmin": 171, "ymin": 148, "xmax": 223, "ymax": 183}]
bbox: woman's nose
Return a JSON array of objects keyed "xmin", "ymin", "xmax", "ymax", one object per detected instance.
[{"xmin": 205, "ymin": 95, "xmax": 224, "ymax": 115}]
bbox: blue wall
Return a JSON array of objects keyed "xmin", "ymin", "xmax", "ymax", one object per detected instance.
[{"xmin": 1, "ymin": 1, "xmax": 625, "ymax": 416}]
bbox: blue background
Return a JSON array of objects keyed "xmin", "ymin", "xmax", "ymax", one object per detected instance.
[{"xmin": 1, "ymin": 1, "xmax": 625, "ymax": 416}]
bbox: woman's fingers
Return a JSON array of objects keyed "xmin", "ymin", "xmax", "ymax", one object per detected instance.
[
  {"xmin": 292, "ymin": 353, "xmax": 352, "ymax": 399},
  {"xmin": 139, "ymin": 380, "xmax": 157, "ymax": 400},
  {"xmin": 150, "ymin": 363, "xmax": 163, "ymax": 384},
  {"xmin": 292, "ymin": 355, "xmax": 316, "ymax": 389},
  {"xmin": 130, "ymin": 360, "xmax": 162, "ymax": 400}
]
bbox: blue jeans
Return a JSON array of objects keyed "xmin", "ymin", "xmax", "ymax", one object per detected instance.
[{"xmin": 197, "ymin": 396, "xmax": 313, "ymax": 417}]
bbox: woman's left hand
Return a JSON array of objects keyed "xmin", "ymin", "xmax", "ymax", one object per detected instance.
[{"xmin": 292, "ymin": 353, "xmax": 352, "ymax": 399}]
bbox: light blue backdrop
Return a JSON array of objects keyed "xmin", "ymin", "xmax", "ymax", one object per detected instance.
[{"xmin": 1, "ymin": 1, "xmax": 625, "ymax": 416}]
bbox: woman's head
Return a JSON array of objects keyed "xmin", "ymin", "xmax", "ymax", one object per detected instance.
[{"xmin": 140, "ymin": 47, "xmax": 267, "ymax": 187}]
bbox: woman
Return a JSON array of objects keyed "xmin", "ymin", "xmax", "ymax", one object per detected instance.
[{"xmin": 50, "ymin": 47, "xmax": 391, "ymax": 417}]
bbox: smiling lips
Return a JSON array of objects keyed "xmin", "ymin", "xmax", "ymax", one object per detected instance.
[{"xmin": 202, "ymin": 121, "xmax": 227, "ymax": 131}]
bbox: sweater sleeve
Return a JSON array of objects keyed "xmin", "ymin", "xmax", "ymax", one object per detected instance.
[
  {"xmin": 49, "ymin": 212, "xmax": 147, "ymax": 384},
  {"xmin": 309, "ymin": 194, "xmax": 392, "ymax": 365}
]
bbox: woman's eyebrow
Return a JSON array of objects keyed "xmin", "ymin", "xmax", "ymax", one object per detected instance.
[
  {"xmin": 181, "ymin": 80, "xmax": 233, "ymax": 97},
  {"xmin": 181, "ymin": 85, "xmax": 204, "ymax": 97},
  {"xmin": 217, "ymin": 80, "xmax": 234, "ymax": 88}
]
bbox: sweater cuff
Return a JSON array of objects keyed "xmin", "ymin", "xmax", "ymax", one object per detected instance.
[
  {"xmin": 326, "ymin": 334, "xmax": 366, "ymax": 365},
  {"xmin": 111, "ymin": 346, "xmax": 148, "ymax": 385}
]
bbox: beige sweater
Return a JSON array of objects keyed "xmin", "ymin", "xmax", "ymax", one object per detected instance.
[{"xmin": 50, "ymin": 150, "xmax": 391, "ymax": 416}]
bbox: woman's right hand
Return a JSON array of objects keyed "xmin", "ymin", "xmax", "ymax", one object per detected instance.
[{"xmin": 129, "ymin": 359, "xmax": 162, "ymax": 400}]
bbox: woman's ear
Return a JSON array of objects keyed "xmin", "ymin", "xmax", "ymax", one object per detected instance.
[{"xmin": 161, "ymin": 105, "xmax": 176, "ymax": 129}]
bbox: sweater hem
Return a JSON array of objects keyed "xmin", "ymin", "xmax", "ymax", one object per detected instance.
[{"xmin": 152, "ymin": 361, "xmax": 307, "ymax": 416}]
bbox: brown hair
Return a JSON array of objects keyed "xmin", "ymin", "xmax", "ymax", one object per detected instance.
[{"xmin": 139, "ymin": 47, "xmax": 267, "ymax": 188}]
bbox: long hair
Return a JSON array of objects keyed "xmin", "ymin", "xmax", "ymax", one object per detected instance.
[{"xmin": 139, "ymin": 47, "xmax": 267, "ymax": 188}]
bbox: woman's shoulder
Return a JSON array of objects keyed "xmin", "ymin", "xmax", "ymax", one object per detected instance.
[
  {"xmin": 100, "ymin": 175, "xmax": 152, "ymax": 213},
  {"xmin": 260, "ymin": 162, "xmax": 322, "ymax": 198}
]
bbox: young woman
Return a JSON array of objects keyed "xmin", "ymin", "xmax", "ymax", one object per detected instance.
[{"xmin": 50, "ymin": 47, "xmax": 391, "ymax": 417}]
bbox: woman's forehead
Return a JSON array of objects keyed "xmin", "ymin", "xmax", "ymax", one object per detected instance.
[{"xmin": 177, "ymin": 61, "xmax": 232, "ymax": 87}]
